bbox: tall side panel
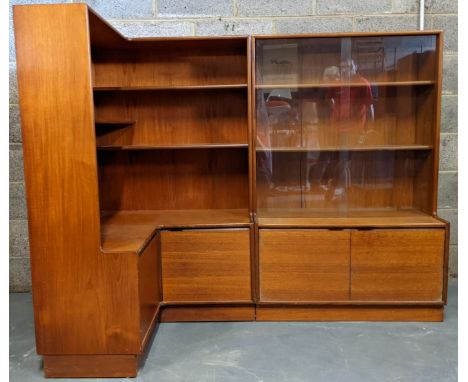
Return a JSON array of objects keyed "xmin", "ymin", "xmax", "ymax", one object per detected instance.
[
  {"xmin": 431, "ymin": 32, "xmax": 444, "ymax": 214},
  {"xmin": 14, "ymin": 4, "xmax": 140, "ymax": 355}
]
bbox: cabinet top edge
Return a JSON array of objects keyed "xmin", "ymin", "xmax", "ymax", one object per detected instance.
[
  {"xmin": 127, "ymin": 35, "xmax": 250, "ymax": 42},
  {"xmin": 253, "ymin": 30, "xmax": 443, "ymax": 40},
  {"xmin": 12, "ymin": 3, "xmax": 88, "ymax": 12}
]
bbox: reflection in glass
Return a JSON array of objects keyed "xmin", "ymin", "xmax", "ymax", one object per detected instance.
[{"xmin": 255, "ymin": 36, "xmax": 437, "ymax": 215}]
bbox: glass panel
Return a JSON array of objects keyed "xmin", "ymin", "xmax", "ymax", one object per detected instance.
[
  {"xmin": 255, "ymin": 35, "xmax": 437, "ymax": 216},
  {"xmin": 256, "ymin": 36, "xmax": 436, "ymax": 85}
]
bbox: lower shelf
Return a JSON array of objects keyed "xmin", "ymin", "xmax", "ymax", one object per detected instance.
[
  {"xmin": 100, "ymin": 209, "xmax": 251, "ymax": 253},
  {"xmin": 257, "ymin": 208, "xmax": 445, "ymax": 228}
]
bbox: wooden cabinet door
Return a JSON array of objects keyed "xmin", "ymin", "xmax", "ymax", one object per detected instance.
[
  {"xmin": 351, "ymin": 229, "xmax": 445, "ymax": 301},
  {"xmin": 259, "ymin": 230, "xmax": 351, "ymax": 301},
  {"xmin": 161, "ymin": 229, "xmax": 252, "ymax": 302}
]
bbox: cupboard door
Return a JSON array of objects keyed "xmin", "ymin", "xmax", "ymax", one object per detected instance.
[
  {"xmin": 161, "ymin": 229, "xmax": 251, "ymax": 302},
  {"xmin": 351, "ymin": 229, "xmax": 445, "ymax": 301},
  {"xmin": 259, "ymin": 230, "xmax": 350, "ymax": 301}
]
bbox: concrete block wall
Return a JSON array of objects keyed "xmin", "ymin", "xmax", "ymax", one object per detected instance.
[{"xmin": 9, "ymin": 0, "xmax": 458, "ymax": 291}]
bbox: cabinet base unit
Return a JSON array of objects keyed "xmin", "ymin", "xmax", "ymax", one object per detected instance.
[
  {"xmin": 257, "ymin": 226, "xmax": 447, "ymax": 306},
  {"xmin": 13, "ymin": 2, "xmax": 447, "ymax": 378}
]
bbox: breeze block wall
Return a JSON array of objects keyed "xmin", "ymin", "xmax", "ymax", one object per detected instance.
[{"xmin": 9, "ymin": 0, "xmax": 458, "ymax": 291}]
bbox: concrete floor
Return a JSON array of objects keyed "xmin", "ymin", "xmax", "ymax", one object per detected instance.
[{"xmin": 10, "ymin": 283, "xmax": 457, "ymax": 382}]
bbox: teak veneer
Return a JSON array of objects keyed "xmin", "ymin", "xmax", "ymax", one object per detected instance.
[{"xmin": 14, "ymin": 3, "xmax": 448, "ymax": 378}]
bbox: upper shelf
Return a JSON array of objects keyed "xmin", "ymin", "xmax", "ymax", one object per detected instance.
[
  {"xmin": 255, "ymin": 80, "xmax": 436, "ymax": 89},
  {"xmin": 93, "ymin": 84, "xmax": 248, "ymax": 91},
  {"xmin": 97, "ymin": 143, "xmax": 249, "ymax": 150},
  {"xmin": 256, "ymin": 145, "xmax": 433, "ymax": 152},
  {"xmin": 94, "ymin": 81, "xmax": 434, "ymax": 91}
]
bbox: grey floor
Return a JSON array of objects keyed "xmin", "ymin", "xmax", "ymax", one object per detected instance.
[{"xmin": 10, "ymin": 283, "xmax": 457, "ymax": 382}]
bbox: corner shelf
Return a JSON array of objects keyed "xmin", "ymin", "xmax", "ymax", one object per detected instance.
[{"xmin": 100, "ymin": 209, "xmax": 252, "ymax": 253}]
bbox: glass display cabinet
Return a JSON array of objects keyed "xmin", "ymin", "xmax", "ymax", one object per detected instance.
[
  {"xmin": 254, "ymin": 34, "xmax": 438, "ymax": 217},
  {"xmin": 253, "ymin": 33, "xmax": 449, "ymax": 318}
]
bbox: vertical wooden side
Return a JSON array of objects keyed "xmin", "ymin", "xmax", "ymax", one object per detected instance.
[
  {"xmin": 443, "ymin": 222, "xmax": 450, "ymax": 303},
  {"xmin": 138, "ymin": 235, "xmax": 161, "ymax": 349},
  {"xmin": 413, "ymin": 33, "xmax": 443, "ymax": 220},
  {"xmin": 253, "ymin": 223, "xmax": 260, "ymax": 303},
  {"xmin": 432, "ymin": 31, "xmax": 444, "ymax": 214},
  {"xmin": 249, "ymin": 224, "xmax": 257, "ymax": 309},
  {"xmin": 14, "ymin": 4, "xmax": 141, "ymax": 355},
  {"xmin": 437, "ymin": 218, "xmax": 450, "ymax": 303},
  {"xmin": 247, "ymin": 36, "xmax": 254, "ymax": 216},
  {"xmin": 247, "ymin": 37, "xmax": 257, "ymax": 304},
  {"xmin": 251, "ymin": 37, "xmax": 258, "ymax": 215}
]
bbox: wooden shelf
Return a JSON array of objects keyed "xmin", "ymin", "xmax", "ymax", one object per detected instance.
[
  {"xmin": 257, "ymin": 208, "xmax": 445, "ymax": 228},
  {"xmin": 256, "ymin": 80, "xmax": 436, "ymax": 89},
  {"xmin": 94, "ymin": 84, "xmax": 248, "ymax": 91},
  {"xmin": 97, "ymin": 143, "xmax": 249, "ymax": 150},
  {"xmin": 100, "ymin": 209, "xmax": 251, "ymax": 253},
  {"xmin": 256, "ymin": 145, "xmax": 433, "ymax": 152},
  {"xmin": 95, "ymin": 119, "xmax": 136, "ymax": 125}
]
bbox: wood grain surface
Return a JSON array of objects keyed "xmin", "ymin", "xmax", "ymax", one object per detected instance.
[
  {"xmin": 351, "ymin": 229, "xmax": 445, "ymax": 301},
  {"xmin": 259, "ymin": 230, "xmax": 350, "ymax": 301},
  {"xmin": 161, "ymin": 229, "xmax": 252, "ymax": 302}
]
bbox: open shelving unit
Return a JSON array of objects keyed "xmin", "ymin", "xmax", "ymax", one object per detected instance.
[{"xmin": 91, "ymin": 34, "xmax": 252, "ymax": 247}]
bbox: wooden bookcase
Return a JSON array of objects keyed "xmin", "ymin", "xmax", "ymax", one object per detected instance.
[{"xmin": 13, "ymin": 3, "xmax": 449, "ymax": 378}]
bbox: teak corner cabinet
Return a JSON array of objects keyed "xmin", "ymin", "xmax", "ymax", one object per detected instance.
[{"xmin": 14, "ymin": 3, "xmax": 449, "ymax": 378}]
